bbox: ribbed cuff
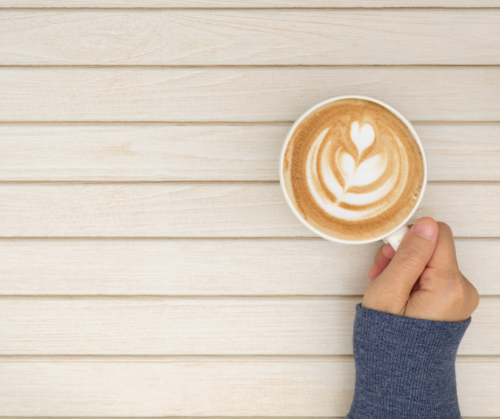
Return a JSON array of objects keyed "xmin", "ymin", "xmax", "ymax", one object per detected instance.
[{"xmin": 347, "ymin": 304, "xmax": 471, "ymax": 419}]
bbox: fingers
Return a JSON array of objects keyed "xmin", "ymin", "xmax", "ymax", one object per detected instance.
[
  {"xmin": 383, "ymin": 243, "xmax": 396, "ymax": 259},
  {"xmin": 364, "ymin": 218, "xmax": 480, "ymax": 321},
  {"xmin": 424, "ymin": 222, "xmax": 480, "ymax": 319},
  {"xmin": 368, "ymin": 243, "xmax": 395, "ymax": 280},
  {"xmin": 377, "ymin": 217, "xmax": 438, "ymax": 295},
  {"xmin": 419, "ymin": 222, "xmax": 462, "ymax": 294},
  {"xmin": 426, "ymin": 222, "xmax": 459, "ymax": 272}
]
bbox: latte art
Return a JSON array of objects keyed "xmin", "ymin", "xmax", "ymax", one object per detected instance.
[
  {"xmin": 282, "ymin": 99, "xmax": 424, "ymax": 241},
  {"xmin": 306, "ymin": 121, "xmax": 406, "ymax": 221}
]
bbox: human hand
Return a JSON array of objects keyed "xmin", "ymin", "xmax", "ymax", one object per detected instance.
[{"xmin": 362, "ymin": 217, "xmax": 479, "ymax": 322}]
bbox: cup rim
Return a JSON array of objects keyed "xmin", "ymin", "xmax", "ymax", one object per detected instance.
[{"xmin": 279, "ymin": 95, "xmax": 428, "ymax": 245}]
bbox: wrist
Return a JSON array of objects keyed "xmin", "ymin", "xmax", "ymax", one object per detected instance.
[{"xmin": 348, "ymin": 304, "xmax": 470, "ymax": 419}]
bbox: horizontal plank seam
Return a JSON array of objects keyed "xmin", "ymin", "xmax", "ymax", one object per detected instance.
[
  {"xmin": 0, "ymin": 121, "xmax": 499, "ymax": 126},
  {"xmin": 0, "ymin": 417, "xmax": 347, "ymax": 419},
  {"xmin": 0, "ymin": 417, "xmax": 345, "ymax": 419},
  {"xmin": 1, "ymin": 7, "xmax": 500, "ymax": 10},
  {"xmin": 0, "ymin": 295, "xmax": 366, "ymax": 299},
  {"xmin": 0, "ymin": 417, "xmax": 489, "ymax": 419},
  {"xmin": 0, "ymin": 296, "xmax": 497, "ymax": 301},
  {"xmin": 0, "ymin": 181, "xmax": 279, "ymax": 185},
  {"xmin": 0, "ymin": 355, "xmax": 354, "ymax": 362},
  {"xmin": 0, "ymin": 417, "xmax": 348, "ymax": 419},
  {"xmin": 0, "ymin": 121, "xmax": 295, "ymax": 126},
  {"xmin": 0, "ymin": 181, "xmax": 495, "ymax": 185},
  {"xmin": 0, "ymin": 355, "xmax": 355, "ymax": 360},
  {"xmin": 0, "ymin": 417, "xmax": 343, "ymax": 419},
  {"xmin": 0, "ymin": 236, "xmax": 496, "ymax": 241},
  {"xmin": 0, "ymin": 295, "xmax": 497, "ymax": 300},
  {"xmin": 1, "ymin": 294, "xmax": 499, "ymax": 299},
  {"xmin": 1, "ymin": 65, "xmax": 500, "ymax": 69},
  {"xmin": 16, "ymin": 417, "xmax": 488, "ymax": 419}
]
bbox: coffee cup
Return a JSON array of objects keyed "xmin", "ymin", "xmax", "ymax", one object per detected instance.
[{"xmin": 280, "ymin": 95, "xmax": 427, "ymax": 251}]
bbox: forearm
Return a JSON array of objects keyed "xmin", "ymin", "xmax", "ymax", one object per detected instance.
[{"xmin": 347, "ymin": 304, "xmax": 470, "ymax": 419}]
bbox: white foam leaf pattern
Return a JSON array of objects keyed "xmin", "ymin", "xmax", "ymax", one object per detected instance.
[
  {"xmin": 350, "ymin": 121, "xmax": 375, "ymax": 155},
  {"xmin": 352, "ymin": 153, "xmax": 387, "ymax": 187},
  {"xmin": 305, "ymin": 121, "xmax": 406, "ymax": 221},
  {"xmin": 338, "ymin": 150, "xmax": 386, "ymax": 188},
  {"xmin": 339, "ymin": 152, "xmax": 355, "ymax": 180}
]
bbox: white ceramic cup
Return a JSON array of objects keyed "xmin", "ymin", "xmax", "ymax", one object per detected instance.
[{"xmin": 279, "ymin": 95, "xmax": 427, "ymax": 251}]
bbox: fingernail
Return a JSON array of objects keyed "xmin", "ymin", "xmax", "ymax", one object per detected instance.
[{"xmin": 414, "ymin": 219, "xmax": 435, "ymax": 240}]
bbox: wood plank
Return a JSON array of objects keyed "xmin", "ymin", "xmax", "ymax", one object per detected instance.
[
  {"xmin": 0, "ymin": 298, "xmax": 355, "ymax": 355},
  {"xmin": 1, "ymin": 11, "xmax": 500, "ymax": 65},
  {"xmin": 0, "ymin": 124, "xmax": 284, "ymax": 181},
  {"xmin": 0, "ymin": 297, "xmax": 496, "ymax": 355},
  {"xmin": 420, "ymin": 124, "xmax": 500, "ymax": 181},
  {"xmin": 2, "ymin": 0, "xmax": 500, "ymax": 7},
  {"xmin": 0, "ymin": 68, "xmax": 499, "ymax": 122},
  {"xmin": 0, "ymin": 183, "xmax": 496, "ymax": 237},
  {"xmin": 0, "ymin": 239, "xmax": 495, "ymax": 295},
  {"xmin": 0, "ymin": 124, "xmax": 498, "ymax": 181},
  {"xmin": 0, "ymin": 357, "xmax": 498, "ymax": 416}
]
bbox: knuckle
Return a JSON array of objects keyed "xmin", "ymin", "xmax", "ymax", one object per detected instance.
[
  {"xmin": 437, "ymin": 272, "xmax": 480, "ymax": 316},
  {"xmin": 434, "ymin": 265, "xmax": 458, "ymax": 280},
  {"xmin": 450, "ymin": 284, "xmax": 468, "ymax": 305},
  {"xmin": 468, "ymin": 281, "xmax": 480, "ymax": 310},
  {"xmin": 437, "ymin": 222, "xmax": 454, "ymax": 237},
  {"xmin": 398, "ymin": 245, "xmax": 425, "ymax": 269},
  {"xmin": 448, "ymin": 277, "xmax": 478, "ymax": 309}
]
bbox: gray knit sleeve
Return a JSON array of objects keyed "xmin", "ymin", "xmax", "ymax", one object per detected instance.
[{"xmin": 346, "ymin": 304, "xmax": 471, "ymax": 419}]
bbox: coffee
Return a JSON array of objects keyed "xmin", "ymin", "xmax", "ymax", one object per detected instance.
[{"xmin": 282, "ymin": 98, "xmax": 424, "ymax": 241}]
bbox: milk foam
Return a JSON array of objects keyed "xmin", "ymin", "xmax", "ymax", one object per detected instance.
[
  {"xmin": 282, "ymin": 98, "xmax": 424, "ymax": 241},
  {"xmin": 305, "ymin": 122, "xmax": 408, "ymax": 221}
]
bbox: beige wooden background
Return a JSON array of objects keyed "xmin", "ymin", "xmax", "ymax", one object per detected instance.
[{"xmin": 0, "ymin": 2, "xmax": 500, "ymax": 418}]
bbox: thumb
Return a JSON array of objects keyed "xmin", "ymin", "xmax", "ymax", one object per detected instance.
[{"xmin": 376, "ymin": 217, "xmax": 438, "ymax": 296}]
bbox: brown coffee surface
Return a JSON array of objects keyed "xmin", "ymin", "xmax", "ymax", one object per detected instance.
[{"xmin": 282, "ymin": 99, "xmax": 425, "ymax": 241}]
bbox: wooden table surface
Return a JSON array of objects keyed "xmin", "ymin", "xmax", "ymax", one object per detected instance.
[{"xmin": 0, "ymin": 2, "xmax": 499, "ymax": 418}]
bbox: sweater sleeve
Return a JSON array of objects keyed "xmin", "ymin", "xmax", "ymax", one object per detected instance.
[{"xmin": 346, "ymin": 304, "xmax": 471, "ymax": 419}]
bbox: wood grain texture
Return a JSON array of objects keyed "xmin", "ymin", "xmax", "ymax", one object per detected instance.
[
  {"xmin": 0, "ymin": 239, "xmax": 496, "ymax": 295},
  {"xmin": 0, "ymin": 6, "xmax": 496, "ymax": 418},
  {"xmin": 0, "ymin": 297, "xmax": 497, "ymax": 355},
  {"xmin": 1, "ymin": 11, "xmax": 500, "ymax": 65},
  {"xmin": 420, "ymin": 124, "xmax": 500, "ymax": 181},
  {"xmin": 0, "ymin": 298, "xmax": 356, "ymax": 355},
  {"xmin": 0, "ymin": 124, "xmax": 498, "ymax": 181},
  {"xmin": 0, "ymin": 124, "xmax": 283, "ymax": 181},
  {"xmin": 0, "ymin": 183, "xmax": 496, "ymax": 237},
  {"xmin": 0, "ymin": 68, "xmax": 499, "ymax": 122},
  {"xmin": 2, "ymin": 0, "xmax": 500, "ymax": 7},
  {"xmin": 0, "ymin": 357, "xmax": 498, "ymax": 416}
]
